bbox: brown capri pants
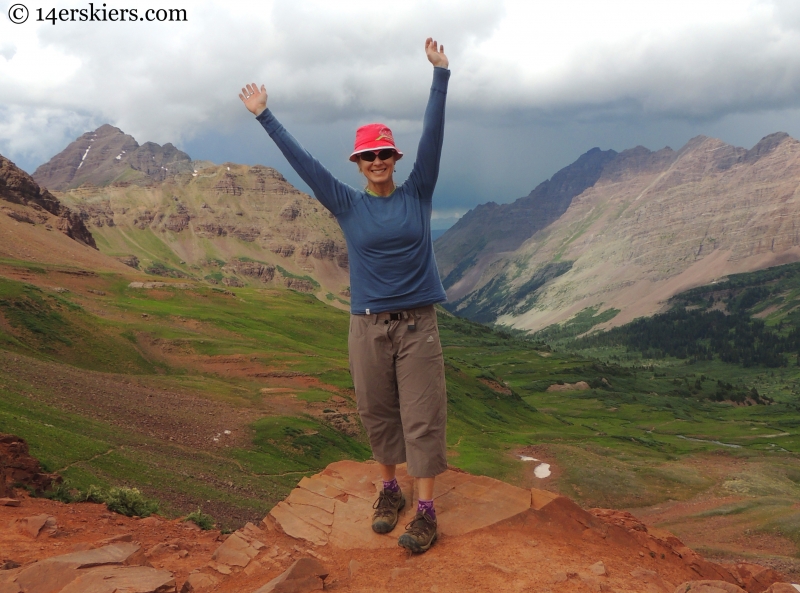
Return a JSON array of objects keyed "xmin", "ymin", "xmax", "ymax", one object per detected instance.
[{"xmin": 348, "ymin": 305, "xmax": 447, "ymax": 478}]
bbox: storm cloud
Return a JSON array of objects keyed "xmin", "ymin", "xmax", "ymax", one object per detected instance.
[{"xmin": 3, "ymin": 0, "xmax": 800, "ymax": 226}]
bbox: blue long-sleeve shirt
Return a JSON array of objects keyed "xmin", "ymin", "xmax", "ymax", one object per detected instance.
[{"xmin": 257, "ymin": 67, "xmax": 450, "ymax": 314}]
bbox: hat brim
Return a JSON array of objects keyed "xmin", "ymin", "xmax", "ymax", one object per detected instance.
[{"xmin": 349, "ymin": 146, "xmax": 404, "ymax": 162}]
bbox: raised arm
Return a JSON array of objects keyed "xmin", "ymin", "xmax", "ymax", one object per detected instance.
[
  {"xmin": 239, "ymin": 83, "xmax": 355, "ymax": 216},
  {"xmin": 407, "ymin": 39, "xmax": 450, "ymax": 202}
]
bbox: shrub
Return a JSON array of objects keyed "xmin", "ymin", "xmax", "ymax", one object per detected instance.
[
  {"xmin": 82, "ymin": 484, "xmax": 107, "ymax": 504},
  {"xmin": 104, "ymin": 487, "xmax": 159, "ymax": 517},
  {"xmin": 184, "ymin": 508, "xmax": 215, "ymax": 530},
  {"xmin": 41, "ymin": 481, "xmax": 76, "ymax": 504}
]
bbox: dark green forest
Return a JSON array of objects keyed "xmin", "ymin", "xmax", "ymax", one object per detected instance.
[{"xmin": 572, "ymin": 262, "xmax": 800, "ymax": 368}]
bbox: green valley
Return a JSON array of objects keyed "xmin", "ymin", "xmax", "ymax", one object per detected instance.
[{"xmin": 1, "ymin": 256, "xmax": 800, "ymax": 569}]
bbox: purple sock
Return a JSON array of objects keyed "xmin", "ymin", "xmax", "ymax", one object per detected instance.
[
  {"xmin": 382, "ymin": 478, "xmax": 400, "ymax": 493},
  {"xmin": 417, "ymin": 499, "xmax": 435, "ymax": 519}
]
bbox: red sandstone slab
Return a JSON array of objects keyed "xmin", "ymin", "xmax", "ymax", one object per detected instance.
[
  {"xmin": 296, "ymin": 476, "xmax": 345, "ymax": 500},
  {"xmin": 435, "ymin": 474, "xmax": 531, "ymax": 536},
  {"xmin": 286, "ymin": 502, "xmax": 334, "ymax": 528},
  {"xmin": 13, "ymin": 543, "xmax": 144, "ymax": 593},
  {"xmin": 269, "ymin": 462, "xmax": 533, "ymax": 548},
  {"xmin": 212, "ymin": 532, "xmax": 259, "ymax": 567},
  {"xmin": 431, "ymin": 470, "xmax": 474, "ymax": 500},
  {"xmin": 326, "ymin": 496, "xmax": 403, "ymax": 550},
  {"xmin": 317, "ymin": 461, "xmax": 382, "ymax": 500},
  {"xmin": 285, "ymin": 488, "xmax": 336, "ymax": 514},
  {"xmin": 270, "ymin": 502, "xmax": 328, "ymax": 546},
  {"xmin": 58, "ymin": 565, "xmax": 176, "ymax": 593}
]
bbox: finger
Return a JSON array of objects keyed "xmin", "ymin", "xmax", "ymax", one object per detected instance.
[
  {"xmin": 260, "ymin": 84, "xmax": 266, "ymax": 95},
  {"xmin": 439, "ymin": 44, "xmax": 444, "ymax": 54},
  {"xmin": 425, "ymin": 37, "xmax": 432, "ymax": 49},
  {"xmin": 433, "ymin": 40, "xmax": 438, "ymax": 53},
  {"xmin": 241, "ymin": 87, "xmax": 248, "ymax": 97},
  {"xmin": 238, "ymin": 93, "xmax": 246, "ymax": 102}
]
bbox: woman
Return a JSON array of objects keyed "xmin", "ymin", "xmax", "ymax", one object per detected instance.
[{"xmin": 240, "ymin": 38, "xmax": 449, "ymax": 553}]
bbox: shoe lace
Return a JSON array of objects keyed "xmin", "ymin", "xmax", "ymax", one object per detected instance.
[
  {"xmin": 373, "ymin": 490, "xmax": 396, "ymax": 515},
  {"xmin": 404, "ymin": 510, "xmax": 435, "ymax": 537}
]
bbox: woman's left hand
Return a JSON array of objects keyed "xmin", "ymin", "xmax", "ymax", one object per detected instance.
[{"xmin": 425, "ymin": 38, "xmax": 448, "ymax": 69}]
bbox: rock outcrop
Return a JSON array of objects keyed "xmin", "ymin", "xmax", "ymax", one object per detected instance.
[
  {"xmin": 0, "ymin": 434, "xmax": 60, "ymax": 497},
  {"xmin": 0, "ymin": 543, "xmax": 175, "ymax": 593},
  {"xmin": 1, "ymin": 459, "xmax": 798, "ymax": 593},
  {"xmin": 0, "ymin": 156, "xmax": 97, "ymax": 249},
  {"xmin": 222, "ymin": 259, "xmax": 276, "ymax": 282},
  {"xmin": 267, "ymin": 460, "xmax": 532, "ymax": 548}
]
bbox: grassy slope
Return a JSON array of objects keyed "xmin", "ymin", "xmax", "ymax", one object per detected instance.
[{"xmin": 1, "ymin": 258, "xmax": 799, "ymax": 555}]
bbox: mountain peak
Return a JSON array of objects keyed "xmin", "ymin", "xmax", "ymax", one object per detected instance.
[
  {"xmin": 744, "ymin": 132, "xmax": 792, "ymax": 163},
  {"xmin": 32, "ymin": 125, "xmax": 194, "ymax": 191}
]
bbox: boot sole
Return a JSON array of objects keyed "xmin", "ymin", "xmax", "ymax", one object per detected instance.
[
  {"xmin": 372, "ymin": 496, "xmax": 405, "ymax": 534},
  {"xmin": 398, "ymin": 531, "xmax": 437, "ymax": 553}
]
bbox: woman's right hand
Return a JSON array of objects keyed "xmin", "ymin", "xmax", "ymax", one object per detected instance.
[{"xmin": 239, "ymin": 83, "xmax": 268, "ymax": 116}]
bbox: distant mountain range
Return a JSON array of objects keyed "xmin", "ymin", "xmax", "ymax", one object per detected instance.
[
  {"xmin": 28, "ymin": 125, "xmax": 350, "ymax": 304},
  {"xmin": 435, "ymin": 132, "xmax": 800, "ymax": 333}
]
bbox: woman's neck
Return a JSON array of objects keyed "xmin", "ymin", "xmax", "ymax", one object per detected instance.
[{"xmin": 367, "ymin": 178, "xmax": 396, "ymax": 197}]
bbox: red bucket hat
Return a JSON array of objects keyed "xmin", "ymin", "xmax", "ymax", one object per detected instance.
[{"xmin": 349, "ymin": 123, "xmax": 403, "ymax": 162}]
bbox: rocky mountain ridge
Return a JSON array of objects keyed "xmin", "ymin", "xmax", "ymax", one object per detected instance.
[
  {"xmin": 29, "ymin": 126, "xmax": 350, "ymax": 303},
  {"xmin": 0, "ymin": 155, "xmax": 96, "ymax": 249},
  {"xmin": 441, "ymin": 132, "xmax": 800, "ymax": 332},
  {"xmin": 435, "ymin": 146, "xmax": 619, "ymax": 299}
]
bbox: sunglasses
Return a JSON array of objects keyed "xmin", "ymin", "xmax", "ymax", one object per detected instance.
[{"xmin": 358, "ymin": 149, "xmax": 396, "ymax": 162}]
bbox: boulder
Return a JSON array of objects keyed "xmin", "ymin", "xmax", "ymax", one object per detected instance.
[
  {"xmin": 14, "ymin": 515, "xmax": 52, "ymax": 538},
  {"xmin": 117, "ymin": 255, "xmax": 140, "ymax": 268},
  {"xmin": 727, "ymin": 563, "xmax": 786, "ymax": 593},
  {"xmin": 253, "ymin": 557, "xmax": 328, "ymax": 593},
  {"xmin": 179, "ymin": 572, "xmax": 219, "ymax": 592},
  {"xmin": 211, "ymin": 532, "xmax": 260, "ymax": 567},
  {"xmin": 589, "ymin": 560, "xmax": 607, "ymax": 576}
]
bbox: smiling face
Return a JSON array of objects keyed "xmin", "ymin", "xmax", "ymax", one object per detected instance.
[{"xmin": 357, "ymin": 151, "xmax": 396, "ymax": 187}]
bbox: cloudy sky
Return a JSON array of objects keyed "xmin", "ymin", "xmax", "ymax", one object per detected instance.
[{"xmin": 3, "ymin": 0, "xmax": 800, "ymax": 229}]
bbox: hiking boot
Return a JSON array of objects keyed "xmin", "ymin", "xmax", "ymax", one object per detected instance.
[
  {"xmin": 397, "ymin": 510, "xmax": 437, "ymax": 553},
  {"xmin": 372, "ymin": 489, "xmax": 405, "ymax": 534}
]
